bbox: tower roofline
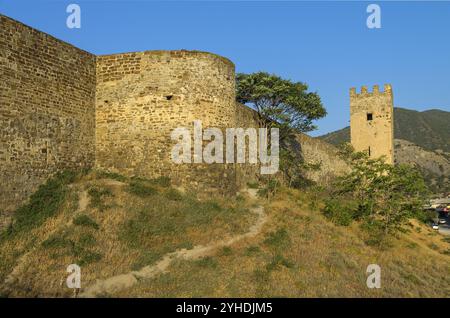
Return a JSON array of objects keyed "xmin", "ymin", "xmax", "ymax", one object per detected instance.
[{"xmin": 350, "ymin": 84, "xmax": 392, "ymax": 97}]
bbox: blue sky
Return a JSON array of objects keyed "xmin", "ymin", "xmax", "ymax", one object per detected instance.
[{"xmin": 1, "ymin": 0, "xmax": 449, "ymax": 136}]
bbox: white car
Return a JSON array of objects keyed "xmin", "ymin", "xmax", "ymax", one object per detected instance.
[{"xmin": 432, "ymin": 223, "xmax": 439, "ymax": 230}]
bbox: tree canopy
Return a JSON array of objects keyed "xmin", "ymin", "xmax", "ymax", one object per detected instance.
[
  {"xmin": 324, "ymin": 144, "xmax": 429, "ymax": 245},
  {"xmin": 236, "ymin": 72, "xmax": 326, "ymax": 135}
]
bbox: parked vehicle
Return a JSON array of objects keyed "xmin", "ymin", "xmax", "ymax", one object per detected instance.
[{"xmin": 436, "ymin": 205, "xmax": 449, "ymax": 213}]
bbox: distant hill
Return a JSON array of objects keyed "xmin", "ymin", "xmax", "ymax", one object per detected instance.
[
  {"xmin": 394, "ymin": 139, "xmax": 449, "ymax": 193},
  {"xmin": 319, "ymin": 107, "xmax": 450, "ymax": 152},
  {"xmin": 319, "ymin": 126, "xmax": 350, "ymax": 147}
]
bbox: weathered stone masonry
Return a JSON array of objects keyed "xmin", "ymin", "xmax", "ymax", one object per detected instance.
[
  {"xmin": 0, "ymin": 15, "xmax": 96, "ymax": 213},
  {"xmin": 1, "ymin": 15, "xmax": 349, "ymax": 214},
  {"xmin": 96, "ymin": 50, "xmax": 237, "ymax": 195},
  {"xmin": 350, "ymin": 84, "xmax": 394, "ymax": 164}
]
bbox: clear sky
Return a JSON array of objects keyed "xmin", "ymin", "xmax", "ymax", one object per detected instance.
[{"xmin": 1, "ymin": 0, "xmax": 449, "ymax": 136}]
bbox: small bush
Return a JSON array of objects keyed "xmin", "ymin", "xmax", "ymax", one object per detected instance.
[
  {"xmin": 257, "ymin": 179, "xmax": 280, "ymax": 199},
  {"xmin": 73, "ymin": 215, "xmax": 99, "ymax": 230},
  {"xmin": 150, "ymin": 176, "xmax": 171, "ymax": 188},
  {"xmin": 323, "ymin": 199, "xmax": 355, "ymax": 226},
  {"xmin": 220, "ymin": 246, "xmax": 233, "ymax": 256},
  {"xmin": 265, "ymin": 254, "xmax": 295, "ymax": 271},
  {"xmin": 1, "ymin": 170, "xmax": 77, "ymax": 239},
  {"xmin": 165, "ymin": 188, "xmax": 183, "ymax": 201},
  {"xmin": 127, "ymin": 181, "xmax": 157, "ymax": 197},
  {"xmin": 41, "ymin": 231, "xmax": 100, "ymax": 265},
  {"xmin": 406, "ymin": 242, "xmax": 418, "ymax": 249},
  {"xmin": 88, "ymin": 187, "xmax": 113, "ymax": 211},
  {"xmin": 195, "ymin": 257, "xmax": 218, "ymax": 268},
  {"xmin": 77, "ymin": 250, "xmax": 102, "ymax": 266},
  {"xmin": 95, "ymin": 170, "xmax": 127, "ymax": 182},
  {"xmin": 42, "ymin": 235, "xmax": 73, "ymax": 250},
  {"xmin": 416, "ymin": 209, "xmax": 437, "ymax": 224},
  {"xmin": 264, "ymin": 228, "xmax": 291, "ymax": 249},
  {"xmin": 361, "ymin": 220, "xmax": 387, "ymax": 247},
  {"xmin": 247, "ymin": 181, "xmax": 259, "ymax": 189},
  {"xmin": 428, "ymin": 243, "xmax": 439, "ymax": 251},
  {"xmin": 245, "ymin": 245, "xmax": 261, "ymax": 256},
  {"xmin": 78, "ymin": 233, "xmax": 96, "ymax": 247}
]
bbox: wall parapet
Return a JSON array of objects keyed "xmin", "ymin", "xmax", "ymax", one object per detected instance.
[{"xmin": 350, "ymin": 84, "xmax": 392, "ymax": 98}]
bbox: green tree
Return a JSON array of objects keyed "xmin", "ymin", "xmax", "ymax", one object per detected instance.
[
  {"xmin": 236, "ymin": 72, "xmax": 326, "ymax": 187},
  {"xmin": 236, "ymin": 72, "xmax": 326, "ymax": 137},
  {"xmin": 326, "ymin": 144, "xmax": 428, "ymax": 244}
]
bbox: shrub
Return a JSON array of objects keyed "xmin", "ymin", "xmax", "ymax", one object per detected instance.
[
  {"xmin": 246, "ymin": 245, "xmax": 261, "ymax": 255},
  {"xmin": 1, "ymin": 170, "xmax": 77, "ymax": 239},
  {"xmin": 220, "ymin": 246, "xmax": 233, "ymax": 256},
  {"xmin": 247, "ymin": 181, "xmax": 259, "ymax": 189},
  {"xmin": 127, "ymin": 181, "xmax": 157, "ymax": 197},
  {"xmin": 195, "ymin": 257, "xmax": 218, "ymax": 268},
  {"xmin": 77, "ymin": 250, "xmax": 102, "ymax": 266},
  {"xmin": 264, "ymin": 228, "xmax": 291, "ymax": 249},
  {"xmin": 323, "ymin": 199, "xmax": 356, "ymax": 226},
  {"xmin": 88, "ymin": 186, "xmax": 113, "ymax": 211},
  {"xmin": 42, "ymin": 235, "xmax": 73, "ymax": 250},
  {"xmin": 78, "ymin": 233, "xmax": 96, "ymax": 247},
  {"xmin": 257, "ymin": 179, "xmax": 280, "ymax": 199},
  {"xmin": 165, "ymin": 188, "xmax": 183, "ymax": 201},
  {"xmin": 327, "ymin": 145, "xmax": 429, "ymax": 244},
  {"xmin": 265, "ymin": 254, "xmax": 295, "ymax": 271},
  {"xmin": 95, "ymin": 170, "xmax": 127, "ymax": 182},
  {"xmin": 73, "ymin": 215, "xmax": 99, "ymax": 230},
  {"xmin": 360, "ymin": 220, "xmax": 387, "ymax": 247},
  {"xmin": 41, "ymin": 231, "xmax": 101, "ymax": 265},
  {"xmin": 150, "ymin": 176, "xmax": 171, "ymax": 188}
]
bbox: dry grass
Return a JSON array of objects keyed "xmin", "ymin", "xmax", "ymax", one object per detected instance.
[
  {"xmin": 0, "ymin": 172, "xmax": 255, "ymax": 297},
  {"xmin": 116, "ymin": 187, "xmax": 450, "ymax": 298},
  {"xmin": 1, "ymin": 175, "xmax": 449, "ymax": 297}
]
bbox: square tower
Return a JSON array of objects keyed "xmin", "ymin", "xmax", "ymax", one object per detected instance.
[{"xmin": 350, "ymin": 84, "xmax": 394, "ymax": 164}]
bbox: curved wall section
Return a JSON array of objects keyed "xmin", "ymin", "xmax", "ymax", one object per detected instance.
[{"xmin": 95, "ymin": 50, "xmax": 237, "ymax": 193}]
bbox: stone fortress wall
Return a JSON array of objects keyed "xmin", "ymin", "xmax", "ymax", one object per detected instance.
[
  {"xmin": 350, "ymin": 84, "xmax": 394, "ymax": 164},
  {"xmin": 0, "ymin": 14, "xmax": 349, "ymax": 213},
  {"xmin": 0, "ymin": 15, "xmax": 96, "ymax": 213},
  {"xmin": 96, "ymin": 50, "xmax": 238, "ymax": 194}
]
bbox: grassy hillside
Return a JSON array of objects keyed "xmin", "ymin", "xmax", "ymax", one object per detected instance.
[
  {"xmin": 319, "ymin": 107, "xmax": 450, "ymax": 153},
  {"xmin": 1, "ymin": 171, "xmax": 449, "ymax": 297}
]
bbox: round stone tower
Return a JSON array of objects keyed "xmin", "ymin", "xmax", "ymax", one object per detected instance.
[{"xmin": 95, "ymin": 50, "xmax": 237, "ymax": 193}]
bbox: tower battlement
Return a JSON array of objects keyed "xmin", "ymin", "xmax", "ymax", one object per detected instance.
[{"xmin": 350, "ymin": 84, "xmax": 392, "ymax": 97}]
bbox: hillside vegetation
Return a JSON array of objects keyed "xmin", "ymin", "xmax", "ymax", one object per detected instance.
[
  {"xmin": 318, "ymin": 107, "xmax": 450, "ymax": 192},
  {"xmin": 0, "ymin": 170, "xmax": 449, "ymax": 297}
]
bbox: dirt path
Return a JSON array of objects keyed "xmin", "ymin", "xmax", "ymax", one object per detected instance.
[
  {"xmin": 78, "ymin": 190, "xmax": 89, "ymax": 212},
  {"xmin": 80, "ymin": 189, "xmax": 266, "ymax": 298}
]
